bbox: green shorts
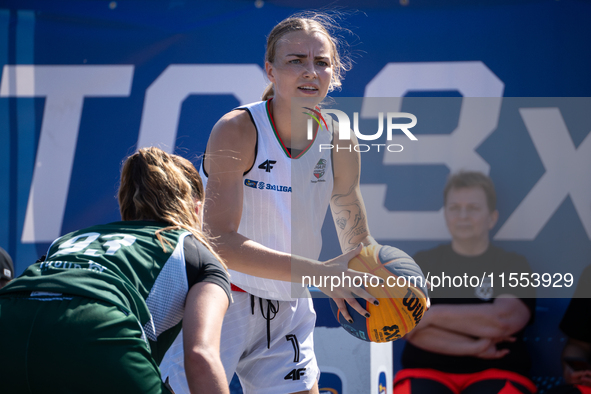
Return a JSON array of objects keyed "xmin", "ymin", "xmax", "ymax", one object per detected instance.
[{"xmin": 0, "ymin": 292, "xmax": 173, "ymax": 394}]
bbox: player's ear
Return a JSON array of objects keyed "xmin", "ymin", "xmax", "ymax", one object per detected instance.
[
  {"xmin": 194, "ymin": 200, "xmax": 202, "ymax": 217},
  {"xmin": 265, "ymin": 61, "xmax": 276, "ymax": 84}
]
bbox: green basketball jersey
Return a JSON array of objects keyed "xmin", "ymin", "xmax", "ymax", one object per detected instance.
[{"xmin": 1, "ymin": 221, "xmax": 192, "ymax": 363}]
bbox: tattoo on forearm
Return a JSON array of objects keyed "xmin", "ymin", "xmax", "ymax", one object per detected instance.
[
  {"xmin": 331, "ymin": 184, "xmax": 367, "ymax": 250},
  {"xmin": 352, "ymin": 227, "xmax": 367, "ymax": 236}
]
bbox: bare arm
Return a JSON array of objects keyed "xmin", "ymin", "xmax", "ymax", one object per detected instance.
[
  {"xmin": 183, "ymin": 282, "xmax": 230, "ymax": 394},
  {"xmin": 328, "ymin": 126, "xmax": 379, "ymax": 320},
  {"xmin": 417, "ymin": 295, "xmax": 531, "ymax": 338},
  {"xmin": 203, "ymin": 111, "xmax": 378, "ymax": 305},
  {"xmin": 405, "ymin": 325, "xmax": 499, "ymax": 357},
  {"xmin": 330, "ymin": 128, "xmax": 376, "ymax": 252},
  {"xmin": 406, "ymin": 320, "xmax": 514, "ymax": 359}
]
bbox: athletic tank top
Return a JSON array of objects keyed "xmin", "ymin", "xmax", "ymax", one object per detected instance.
[
  {"xmin": 200, "ymin": 100, "xmax": 334, "ymax": 300},
  {"xmin": 2, "ymin": 221, "xmax": 191, "ymax": 361}
]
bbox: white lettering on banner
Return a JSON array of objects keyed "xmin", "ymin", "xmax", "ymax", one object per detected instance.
[
  {"xmin": 137, "ymin": 64, "xmax": 266, "ymax": 152},
  {"xmin": 359, "ymin": 61, "xmax": 504, "ymax": 239},
  {"xmin": 0, "ymin": 65, "xmax": 134, "ymax": 243},
  {"xmin": 495, "ymin": 108, "xmax": 591, "ymax": 240},
  {"xmin": 4, "ymin": 62, "xmax": 588, "ymax": 244}
]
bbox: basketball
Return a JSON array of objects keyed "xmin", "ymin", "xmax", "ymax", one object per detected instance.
[{"xmin": 329, "ymin": 244, "xmax": 429, "ymax": 343}]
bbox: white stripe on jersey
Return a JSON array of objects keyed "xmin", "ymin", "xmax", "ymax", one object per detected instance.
[{"xmin": 200, "ymin": 100, "xmax": 334, "ymax": 301}]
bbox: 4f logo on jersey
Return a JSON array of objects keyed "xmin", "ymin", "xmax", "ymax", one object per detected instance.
[
  {"xmin": 284, "ymin": 368, "xmax": 306, "ymax": 381},
  {"xmin": 258, "ymin": 159, "xmax": 276, "ymax": 172}
]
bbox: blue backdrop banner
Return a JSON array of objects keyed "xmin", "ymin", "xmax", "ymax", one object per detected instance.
[{"xmin": 2, "ymin": 0, "xmax": 590, "ymax": 388}]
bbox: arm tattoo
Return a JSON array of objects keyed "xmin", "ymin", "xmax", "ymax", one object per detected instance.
[{"xmin": 331, "ymin": 184, "xmax": 368, "ymax": 251}]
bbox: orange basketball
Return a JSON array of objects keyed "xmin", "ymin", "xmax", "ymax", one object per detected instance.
[{"xmin": 329, "ymin": 244, "xmax": 429, "ymax": 343}]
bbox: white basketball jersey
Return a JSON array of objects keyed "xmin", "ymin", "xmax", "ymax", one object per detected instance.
[{"xmin": 200, "ymin": 100, "xmax": 334, "ymax": 301}]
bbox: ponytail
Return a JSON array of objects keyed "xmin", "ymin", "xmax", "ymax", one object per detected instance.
[{"xmin": 261, "ymin": 83, "xmax": 274, "ymax": 101}]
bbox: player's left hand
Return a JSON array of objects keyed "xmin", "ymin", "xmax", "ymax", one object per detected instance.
[
  {"xmin": 315, "ymin": 244, "xmax": 381, "ymax": 321},
  {"xmin": 330, "ymin": 296, "xmax": 376, "ymax": 323}
]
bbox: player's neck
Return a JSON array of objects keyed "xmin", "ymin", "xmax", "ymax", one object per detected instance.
[
  {"xmin": 269, "ymin": 97, "xmax": 316, "ymax": 150},
  {"xmin": 451, "ymin": 238, "xmax": 490, "ymax": 257}
]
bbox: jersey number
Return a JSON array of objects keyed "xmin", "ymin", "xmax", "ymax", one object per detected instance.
[
  {"xmin": 286, "ymin": 334, "xmax": 300, "ymax": 363},
  {"xmin": 284, "ymin": 335, "xmax": 305, "ymax": 380},
  {"xmin": 50, "ymin": 232, "xmax": 137, "ymax": 258}
]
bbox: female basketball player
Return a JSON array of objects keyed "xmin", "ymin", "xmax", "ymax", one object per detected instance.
[
  {"xmin": 161, "ymin": 13, "xmax": 378, "ymax": 394},
  {"xmin": 0, "ymin": 147, "xmax": 231, "ymax": 394}
]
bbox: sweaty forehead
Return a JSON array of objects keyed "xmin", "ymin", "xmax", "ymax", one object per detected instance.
[{"xmin": 276, "ymin": 30, "xmax": 332, "ymax": 55}]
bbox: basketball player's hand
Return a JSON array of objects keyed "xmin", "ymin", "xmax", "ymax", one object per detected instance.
[{"xmin": 316, "ymin": 244, "xmax": 381, "ymax": 321}]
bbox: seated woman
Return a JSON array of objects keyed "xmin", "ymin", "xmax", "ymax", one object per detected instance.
[{"xmin": 394, "ymin": 171, "xmax": 537, "ymax": 394}]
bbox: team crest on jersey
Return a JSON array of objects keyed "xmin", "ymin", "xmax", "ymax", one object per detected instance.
[{"xmin": 312, "ymin": 159, "xmax": 327, "ymax": 183}]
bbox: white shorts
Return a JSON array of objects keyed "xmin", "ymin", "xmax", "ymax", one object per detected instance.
[{"xmin": 160, "ymin": 292, "xmax": 320, "ymax": 394}]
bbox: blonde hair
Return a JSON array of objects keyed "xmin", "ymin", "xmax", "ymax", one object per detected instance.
[
  {"xmin": 118, "ymin": 147, "xmax": 227, "ymax": 270},
  {"xmin": 262, "ymin": 11, "xmax": 352, "ymax": 101}
]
